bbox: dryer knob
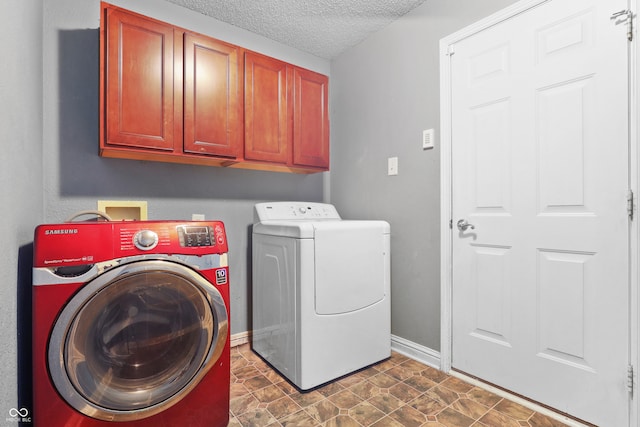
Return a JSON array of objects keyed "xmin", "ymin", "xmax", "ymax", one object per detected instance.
[{"xmin": 134, "ymin": 230, "xmax": 158, "ymax": 250}]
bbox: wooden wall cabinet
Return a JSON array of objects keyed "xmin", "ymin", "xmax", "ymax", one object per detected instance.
[
  {"xmin": 100, "ymin": 3, "xmax": 328, "ymax": 173},
  {"xmin": 243, "ymin": 52, "xmax": 329, "ymax": 171}
]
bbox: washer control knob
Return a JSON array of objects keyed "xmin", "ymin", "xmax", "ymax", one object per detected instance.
[
  {"xmin": 134, "ymin": 230, "xmax": 158, "ymax": 251},
  {"xmin": 298, "ymin": 207, "xmax": 307, "ymax": 214}
]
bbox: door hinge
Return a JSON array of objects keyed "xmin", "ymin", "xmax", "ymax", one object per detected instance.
[
  {"xmin": 611, "ymin": 9, "xmax": 634, "ymax": 41},
  {"xmin": 628, "ymin": 364, "xmax": 635, "ymax": 395},
  {"xmin": 446, "ymin": 44, "xmax": 455, "ymax": 56},
  {"xmin": 449, "ymin": 219, "xmax": 453, "ymax": 229},
  {"xmin": 628, "ymin": 189, "xmax": 635, "ymax": 221}
]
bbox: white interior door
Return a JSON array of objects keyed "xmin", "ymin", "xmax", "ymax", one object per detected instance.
[{"xmin": 449, "ymin": 0, "xmax": 630, "ymax": 425}]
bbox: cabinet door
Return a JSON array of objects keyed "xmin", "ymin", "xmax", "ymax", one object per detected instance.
[
  {"xmin": 292, "ymin": 68, "xmax": 329, "ymax": 169},
  {"xmin": 104, "ymin": 8, "xmax": 174, "ymax": 150},
  {"xmin": 244, "ymin": 52, "xmax": 290, "ymax": 164},
  {"xmin": 183, "ymin": 33, "xmax": 242, "ymax": 158}
]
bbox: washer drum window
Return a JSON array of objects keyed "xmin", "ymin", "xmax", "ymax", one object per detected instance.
[{"xmin": 48, "ymin": 260, "xmax": 228, "ymax": 422}]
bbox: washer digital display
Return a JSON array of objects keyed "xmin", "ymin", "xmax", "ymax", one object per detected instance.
[{"xmin": 177, "ymin": 226, "xmax": 215, "ymax": 247}]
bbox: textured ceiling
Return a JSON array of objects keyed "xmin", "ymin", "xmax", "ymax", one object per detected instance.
[{"xmin": 165, "ymin": 0, "xmax": 428, "ymax": 59}]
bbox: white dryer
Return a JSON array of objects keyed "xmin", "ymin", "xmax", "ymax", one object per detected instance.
[{"xmin": 252, "ymin": 202, "xmax": 390, "ymax": 390}]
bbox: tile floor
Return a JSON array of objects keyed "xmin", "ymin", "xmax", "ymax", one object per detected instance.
[{"xmin": 228, "ymin": 344, "xmax": 571, "ymax": 427}]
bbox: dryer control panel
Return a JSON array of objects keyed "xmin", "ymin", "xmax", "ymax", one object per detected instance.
[{"xmin": 254, "ymin": 202, "xmax": 341, "ymax": 222}]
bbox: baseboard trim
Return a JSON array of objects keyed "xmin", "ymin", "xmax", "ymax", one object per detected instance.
[
  {"xmin": 390, "ymin": 334, "xmax": 441, "ymax": 369},
  {"xmin": 230, "ymin": 331, "xmax": 251, "ymax": 348}
]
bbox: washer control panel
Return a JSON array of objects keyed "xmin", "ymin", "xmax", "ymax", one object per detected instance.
[
  {"xmin": 117, "ymin": 221, "xmax": 227, "ymax": 255},
  {"xmin": 33, "ymin": 220, "xmax": 229, "ymax": 268},
  {"xmin": 177, "ymin": 225, "xmax": 215, "ymax": 247}
]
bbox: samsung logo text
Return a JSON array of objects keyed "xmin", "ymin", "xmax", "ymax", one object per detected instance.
[{"xmin": 45, "ymin": 229, "xmax": 78, "ymax": 235}]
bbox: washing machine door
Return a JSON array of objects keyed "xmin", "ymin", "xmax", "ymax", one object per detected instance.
[{"xmin": 48, "ymin": 259, "xmax": 228, "ymax": 422}]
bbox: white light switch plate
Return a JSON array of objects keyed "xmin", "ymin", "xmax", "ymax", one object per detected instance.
[{"xmin": 388, "ymin": 157, "xmax": 398, "ymax": 176}]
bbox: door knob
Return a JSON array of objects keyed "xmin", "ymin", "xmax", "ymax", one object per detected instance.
[{"xmin": 457, "ymin": 219, "xmax": 475, "ymax": 231}]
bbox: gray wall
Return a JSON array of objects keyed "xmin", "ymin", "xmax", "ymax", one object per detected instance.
[
  {"xmin": 1, "ymin": 0, "xmax": 44, "ymax": 416},
  {"xmin": 329, "ymin": 0, "xmax": 518, "ymax": 351}
]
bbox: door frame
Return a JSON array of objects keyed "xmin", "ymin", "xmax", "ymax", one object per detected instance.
[{"xmin": 438, "ymin": 0, "xmax": 639, "ymax": 424}]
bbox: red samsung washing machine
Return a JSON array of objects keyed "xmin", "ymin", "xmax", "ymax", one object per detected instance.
[{"xmin": 32, "ymin": 220, "xmax": 230, "ymax": 427}]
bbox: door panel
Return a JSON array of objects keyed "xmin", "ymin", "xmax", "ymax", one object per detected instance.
[
  {"xmin": 469, "ymin": 244, "xmax": 512, "ymax": 347},
  {"xmin": 105, "ymin": 9, "xmax": 174, "ymax": 150},
  {"xmin": 450, "ymin": 0, "xmax": 629, "ymax": 425},
  {"xmin": 292, "ymin": 68, "xmax": 330, "ymax": 168},
  {"xmin": 537, "ymin": 78, "xmax": 592, "ymax": 211},
  {"xmin": 244, "ymin": 52, "xmax": 290, "ymax": 164},
  {"xmin": 470, "ymin": 99, "xmax": 511, "ymax": 211},
  {"xmin": 183, "ymin": 33, "xmax": 242, "ymax": 157},
  {"xmin": 537, "ymin": 249, "xmax": 593, "ymax": 369}
]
